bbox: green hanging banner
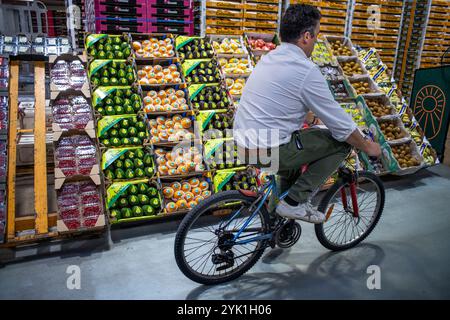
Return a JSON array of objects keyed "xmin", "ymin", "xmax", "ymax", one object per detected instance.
[{"xmin": 410, "ymin": 66, "xmax": 450, "ymax": 157}]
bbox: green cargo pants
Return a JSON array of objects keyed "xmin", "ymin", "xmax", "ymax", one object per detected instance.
[{"xmin": 267, "ymin": 128, "xmax": 351, "ymax": 212}]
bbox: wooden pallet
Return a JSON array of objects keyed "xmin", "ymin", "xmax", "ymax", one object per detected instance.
[{"xmin": 2, "ymin": 58, "xmax": 105, "ymax": 247}]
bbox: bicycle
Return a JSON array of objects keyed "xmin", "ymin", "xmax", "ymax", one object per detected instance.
[{"xmin": 174, "ymin": 148, "xmax": 385, "ymax": 285}]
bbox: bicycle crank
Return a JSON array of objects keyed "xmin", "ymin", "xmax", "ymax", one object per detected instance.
[{"xmin": 275, "ymin": 220, "xmax": 302, "ymax": 248}]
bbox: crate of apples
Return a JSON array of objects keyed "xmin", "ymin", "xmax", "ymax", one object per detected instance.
[
  {"xmin": 247, "ymin": 38, "xmax": 277, "ymax": 53},
  {"xmin": 143, "ymin": 88, "xmax": 189, "ymax": 113},
  {"xmin": 137, "ymin": 64, "xmax": 183, "ymax": 86},
  {"xmin": 163, "ymin": 178, "xmax": 212, "ymax": 213},
  {"xmin": 148, "ymin": 114, "xmax": 195, "ymax": 145}
]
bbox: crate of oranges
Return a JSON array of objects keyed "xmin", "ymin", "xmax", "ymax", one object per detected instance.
[
  {"xmin": 147, "ymin": 114, "xmax": 199, "ymax": 146},
  {"xmin": 130, "ymin": 34, "xmax": 177, "ymax": 61},
  {"xmin": 136, "ymin": 61, "xmax": 184, "ymax": 88},
  {"xmin": 162, "ymin": 176, "xmax": 213, "ymax": 213},
  {"xmin": 142, "ymin": 88, "xmax": 190, "ymax": 114},
  {"xmin": 154, "ymin": 145, "xmax": 206, "ymax": 178}
]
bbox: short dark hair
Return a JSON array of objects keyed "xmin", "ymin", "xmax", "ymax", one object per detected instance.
[{"xmin": 280, "ymin": 4, "xmax": 321, "ymax": 44}]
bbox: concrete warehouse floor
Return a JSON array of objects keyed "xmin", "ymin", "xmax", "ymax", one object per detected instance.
[{"xmin": 1, "ymin": 165, "xmax": 450, "ymax": 300}]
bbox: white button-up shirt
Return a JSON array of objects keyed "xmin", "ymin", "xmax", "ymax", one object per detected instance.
[{"xmin": 233, "ymin": 42, "xmax": 357, "ymax": 149}]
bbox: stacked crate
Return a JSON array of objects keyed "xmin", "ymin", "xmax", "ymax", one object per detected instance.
[
  {"xmin": 394, "ymin": 0, "xmax": 429, "ymax": 99},
  {"xmin": 290, "ymin": 0, "xmax": 349, "ymax": 37},
  {"xmin": 49, "ymin": 53, "xmax": 106, "ymax": 232},
  {"xmin": 0, "ymin": 55, "xmax": 8, "ymax": 242},
  {"xmin": 351, "ymin": 0, "xmax": 403, "ymax": 71},
  {"xmin": 420, "ymin": 0, "xmax": 450, "ymax": 68},
  {"xmin": 243, "ymin": 0, "xmax": 282, "ymax": 34},
  {"xmin": 147, "ymin": 0, "xmax": 195, "ymax": 35},
  {"xmin": 205, "ymin": 0, "xmax": 246, "ymax": 35},
  {"xmin": 93, "ymin": 0, "xmax": 148, "ymax": 34}
]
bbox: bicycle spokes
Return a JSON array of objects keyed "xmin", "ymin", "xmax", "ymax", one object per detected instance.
[{"xmin": 322, "ymin": 177, "xmax": 381, "ymax": 246}]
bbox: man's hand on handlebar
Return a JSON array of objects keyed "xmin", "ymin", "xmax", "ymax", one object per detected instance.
[{"xmin": 364, "ymin": 140, "xmax": 382, "ymax": 158}]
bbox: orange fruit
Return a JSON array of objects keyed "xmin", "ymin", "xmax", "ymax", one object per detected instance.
[
  {"xmin": 194, "ymin": 196, "xmax": 205, "ymax": 203},
  {"xmin": 150, "ymin": 38, "xmax": 158, "ymax": 43},
  {"xmin": 139, "ymin": 78, "xmax": 149, "ymax": 85},
  {"xmin": 143, "ymin": 96, "xmax": 153, "ymax": 105},
  {"xmin": 173, "ymin": 190, "xmax": 185, "ymax": 200},
  {"xmin": 150, "ymin": 128, "xmax": 159, "ymax": 136},
  {"xmin": 175, "ymin": 90, "xmax": 185, "ymax": 98},
  {"xmin": 187, "ymin": 201, "xmax": 198, "ymax": 209},
  {"xmin": 199, "ymin": 181, "xmax": 209, "ymax": 190},
  {"xmin": 166, "ymin": 160, "xmax": 177, "ymax": 168},
  {"xmin": 143, "ymin": 65, "xmax": 153, "ymax": 73},
  {"xmin": 184, "ymin": 192, "xmax": 194, "ymax": 202},
  {"xmin": 173, "ymin": 77, "xmax": 182, "ymax": 84},
  {"xmin": 165, "ymin": 120, "xmax": 175, "ymax": 128},
  {"xmin": 166, "ymin": 88, "xmax": 175, "ymax": 95},
  {"xmin": 171, "ymin": 71, "xmax": 180, "ymax": 78},
  {"xmin": 171, "ymin": 182, "xmax": 181, "ymax": 191},
  {"xmin": 156, "ymin": 116, "xmax": 166, "ymax": 125},
  {"xmin": 181, "ymin": 182, "xmax": 191, "ymax": 192},
  {"xmin": 147, "ymin": 90, "xmax": 157, "ymax": 97},
  {"xmin": 132, "ymin": 41, "xmax": 142, "ymax": 50},
  {"xmin": 165, "ymin": 202, "xmax": 178, "ymax": 213},
  {"xmin": 153, "ymin": 65, "xmax": 162, "ymax": 73},
  {"xmin": 169, "ymin": 64, "xmax": 178, "ymax": 72},
  {"xmin": 143, "ymin": 40, "xmax": 151, "ymax": 46},
  {"xmin": 148, "ymin": 78, "xmax": 158, "ymax": 84},
  {"xmin": 176, "ymin": 199, "xmax": 188, "ymax": 209},
  {"xmin": 158, "ymin": 90, "xmax": 167, "ymax": 98},
  {"xmin": 189, "ymin": 178, "xmax": 200, "ymax": 187},
  {"xmin": 159, "ymin": 165, "xmax": 168, "ymax": 174},
  {"xmin": 192, "ymin": 187, "xmax": 202, "ymax": 196},
  {"xmin": 164, "ymin": 38, "xmax": 172, "ymax": 44},
  {"xmin": 181, "ymin": 118, "xmax": 192, "ymax": 129},
  {"xmin": 177, "ymin": 165, "xmax": 188, "ymax": 175},
  {"xmin": 202, "ymin": 190, "xmax": 211, "ymax": 198},
  {"xmin": 163, "ymin": 187, "xmax": 174, "ymax": 199}
]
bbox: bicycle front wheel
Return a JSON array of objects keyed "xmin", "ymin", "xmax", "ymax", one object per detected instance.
[
  {"xmin": 174, "ymin": 190, "xmax": 271, "ymax": 285},
  {"xmin": 315, "ymin": 171, "xmax": 385, "ymax": 251}
]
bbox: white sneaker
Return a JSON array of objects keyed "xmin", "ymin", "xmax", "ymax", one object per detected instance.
[{"xmin": 276, "ymin": 200, "xmax": 325, "ymax": 224}]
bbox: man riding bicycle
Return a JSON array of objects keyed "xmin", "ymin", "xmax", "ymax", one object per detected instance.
[{"xmin": 233, "ymin": 4, "xmax": 381, "ymax": 224}]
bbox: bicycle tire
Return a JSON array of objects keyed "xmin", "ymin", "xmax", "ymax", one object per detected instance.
[
  {"xmin": 315, "ymin": 171, "xmax": 385, "ymax": 251},
  {"xmin": 174, "ymin": 190, "xmax": 271, "ymax": 285}
]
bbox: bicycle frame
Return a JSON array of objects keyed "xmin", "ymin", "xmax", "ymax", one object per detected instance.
[{"xmin": 222, "ymin": 164, "xmax": 362, "ymax": 246}]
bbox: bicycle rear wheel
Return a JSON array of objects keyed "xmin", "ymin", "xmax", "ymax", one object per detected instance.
[
  {"xmin": 315, "ymin": 171, "xmax": 385, "ymax": 251},
  {"xmin": 174, "ymin": 190, "xmax": 271, "ymax": 285}
]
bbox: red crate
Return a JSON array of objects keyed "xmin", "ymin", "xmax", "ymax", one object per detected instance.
[
  {"xmin": 147, "ymin": 6, "xmax": 193, "ymax": 20},
  {"xmin": 96, "ymin": 18, "xmax": 147, "ymax": 33},
  {"xmin": 148, "ymin": 0, "xmax": 192, "ymax": 8},
  {"xmin": 147, "ymin": 23, "xmax": 194, "ymax": 35},
  {"xmin": 95, "ymin": 1, "xmax": 147, "ymax": 17}
]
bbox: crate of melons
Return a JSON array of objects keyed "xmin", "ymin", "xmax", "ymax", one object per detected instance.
[
  {"xmin": 102, "ymin": 146, "xmax": 156, "ymax": 183},
  {"xmin": 154, "ymin": 145, "xmax": 207, "ymax": 178},
  {"xmin": 189, "ymin": 83, "xmax": 232, "ymax": 111},
  {"xmin": 85, "ymin": 33, "xmax": 132, "ymax": 60},
  {"xmin": 92, "ymin": 86, "xmax": 143, "ymax": 117},
  {"xmin": 182, "ymin": 58, "xmax": 223, "ymax": 84},
  {"xmin": 203, "ymin": 138, "xmax": 244, "ymax": 171},
  {"xmin": 377, "ymin": 116, "xmax": 410, "ymax": 144},
  {"xmin": 197, "ymin": 109, "xmax": 234, "ymax": 140},
  {"xmin": 88, "ymin": 60, "xmax": 137, "ymax": 90},
  {"xmin": 175, "ymin": 36, "xmax": 215, "ymax": 61},
  {"xmin": 213, "ymin": 166, "xmax": 259, "ymax": 193},
  {"xmin": 162, "ymin": 176, "xmax": 213, "ymax": 214},
  {"xmin": 97, "ymin": 114, "xmax": 148, "ymax": 148},
  {"xmin": 106, "ymin": 179, "xmax": 163, "ymax": 223}
]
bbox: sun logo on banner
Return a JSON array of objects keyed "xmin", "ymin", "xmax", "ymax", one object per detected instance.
[{"xmin": 413, "ymin": 85, "xmax": 446, "ymax": 140}]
